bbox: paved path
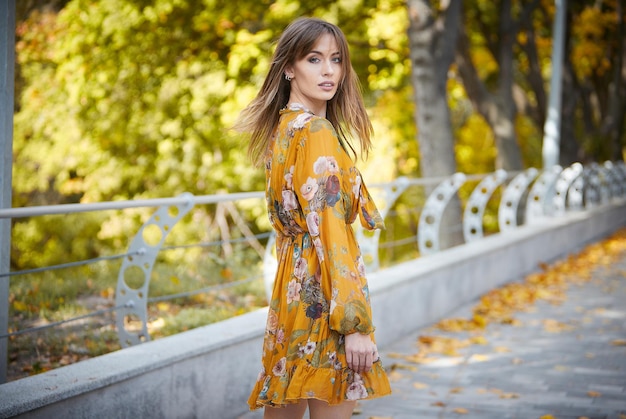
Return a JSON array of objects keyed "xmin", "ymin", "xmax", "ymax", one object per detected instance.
[{"xmin": 239, "ymin": 253, "xmax": 626, "ymax": 419}]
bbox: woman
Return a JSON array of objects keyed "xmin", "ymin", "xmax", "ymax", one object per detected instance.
[{"xmin": 235, "ymin": 17, "xmax": 391, "ymax": 419}]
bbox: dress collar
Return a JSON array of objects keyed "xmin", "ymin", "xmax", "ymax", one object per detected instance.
[{"xmin": 283, "ymin": 102, "xmax": 315, "ymax": 115}]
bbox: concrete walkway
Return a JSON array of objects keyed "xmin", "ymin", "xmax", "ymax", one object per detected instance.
[{"xmin": 239, "ymin": 253, "xmax": 626, "ymax": 419}]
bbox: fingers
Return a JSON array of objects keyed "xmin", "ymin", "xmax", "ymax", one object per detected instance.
[
  {"xmin": 347, "ymin": 350, "xmax": 372, "ymax": 373},
  {"xmin": 344, "ymin": 333, "xmax": 377, "ymax": 373}
]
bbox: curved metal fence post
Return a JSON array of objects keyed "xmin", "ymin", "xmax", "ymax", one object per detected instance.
[
  {"xmin": 603, "ymin": 161, "xmax": 624, "ymax": 199},
  {"xmin": 498, "ymin": 168, "xmax": 538, "ymax": 232},
  {"xmin": 584, "ymin": 163, "xmax": 601, "ymax": 208},
  {"xmin": 616, "ymin": 161, "xmax": 626, "ymax": 198},
  {"xmin": 566, "ymin": 163, "xmax": 585, "ymax": 211},
  {"xmin": 526, "ymin": 165, "xmax": 562, "ymax": 223},
  {"xmin": 597, "ymin": 163, "xmax": 612, "ymax": 204},
  {"xmin": 553, "ymin": 162, "xmax": 583, "ymax": 215},
  {"xmin": 463, "ymin": 169, "xmax": 507, "ymax": 243},
  {"xmin": 355, "ymin": 176, "xmax": 411, "ymax": 271},
  {"xmin": 418, "ymin": 173, "xmax": 466, "ymax": 255},
  {"xmin": 115, "ymin": 193, "xmax": 194, "ymax": 347},
  {"xmin": 262, "ymin": 233, "xmax": 277, "ymax": 302},
  {"xmin": 615, "ymin": 161, "xmax": 626, "ymax": 198}
]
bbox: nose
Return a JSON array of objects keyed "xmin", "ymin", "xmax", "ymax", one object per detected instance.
[{"xmin": 323, "ymin": 60, "xmax": 334, "ymax": 76}]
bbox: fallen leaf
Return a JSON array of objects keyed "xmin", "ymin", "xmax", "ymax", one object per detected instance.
[
  {"xmin": 469, "ymin": 354, "xmax": 490, "ymax": 362},
  {"xmin": 611, "ymin": 339, "xmax": 626, "ymax": 346},
  {"xmin": 542, "ymin": 319, "xmax": 573, "ymax": 333},
  {"xmin": 453, "ymin": 407, "xmax": 469, "ymax": 414},
  {"xmin": 387, "ymin": 353, "xmax": 406, "ymax": 359},
  {"xmin": 539, "ymin": 415, "xmax": 557, "ymax": 419},
  {"xmin": 450, "ymin": 387, "xmax": 463, "ymax": 394},
  {"xmin": 388, "ymin": 362, "xmax": 417, "ymax": 371},
  {"xmin": 587, "ymin": 391, "xmax": 601, "ymax": 398},
  {"xmin": 431, "ymin": 401, "xmax": 446, "ymax": 407},
  {"xmin": 500, "ymin": 392, "xmax": 519, "ymax": 399},
  {"xmin": 387, "ymin": 370, "xmax": 405, "ymax": 382},
  {"xmin": 413, "ymin": 382, "xmax": 428, "ymax": 390}
]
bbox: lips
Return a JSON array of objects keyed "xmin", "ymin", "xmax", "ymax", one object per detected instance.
[{"xmin": 319, "ymin": 82, "xmax": 335, "ymax": 88}]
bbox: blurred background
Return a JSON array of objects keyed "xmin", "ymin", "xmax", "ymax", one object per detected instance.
[{"xmin": 5, "ymin": 0, "xmax": 625, "ymax": 381}]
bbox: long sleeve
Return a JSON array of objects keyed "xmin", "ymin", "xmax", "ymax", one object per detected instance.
[{"xmin": 291, "ymin": 116, "xmax": 376, "ymax": 336}]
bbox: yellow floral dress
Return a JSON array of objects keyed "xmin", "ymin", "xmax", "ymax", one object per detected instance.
[{"xmin": 248, "ymin": 104, "xmax": 391, "ymax": 409}]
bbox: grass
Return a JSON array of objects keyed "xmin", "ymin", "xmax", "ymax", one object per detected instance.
[{"xmin": 7, "ymin": 247, "xmax": 267, "ymax": 382}]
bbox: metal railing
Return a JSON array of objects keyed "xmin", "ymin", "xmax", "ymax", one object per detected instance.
[{"xmin": 0, "ymin": 161, "xmax": 625, "ymax": 380}]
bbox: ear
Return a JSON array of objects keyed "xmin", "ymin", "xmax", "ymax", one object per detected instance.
[{"xmin": 284, "ymin": 66, "xmax": 294, "ymax": 79}]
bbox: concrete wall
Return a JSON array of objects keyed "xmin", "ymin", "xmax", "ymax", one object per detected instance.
[{"xmin": 1, "ymin": 200, "xmax": 625, "ymax": 419}]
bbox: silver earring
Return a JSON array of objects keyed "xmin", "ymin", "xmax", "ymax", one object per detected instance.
[{"xmin": 285, "ymin": 74, "xmax": 292, "ymax": 81}]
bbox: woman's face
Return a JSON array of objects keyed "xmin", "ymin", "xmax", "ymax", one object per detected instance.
[{"xmin": 285, "ymin": 33, "xmax": 343, "ymax": 117}]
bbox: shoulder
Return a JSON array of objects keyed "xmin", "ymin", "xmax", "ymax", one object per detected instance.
[
  {"xmin": 308, "ymin": 116, "xmax": 337, "ymax": 136},
  {"xmin": 293, "ymin": 114, "xmax": 337, "ymax": 141}
]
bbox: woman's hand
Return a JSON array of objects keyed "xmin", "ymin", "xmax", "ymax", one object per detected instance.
[{"xmin": 344, "ymin": 332, "xmax": 379, "ymax": 374}]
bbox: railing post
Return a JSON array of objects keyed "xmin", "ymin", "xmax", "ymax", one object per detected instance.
[
  {"xmin": 0, "ymin": 0, "xmax": 16, "ymax": 384},
  {"xmin": 114, "ymin": 193, "xmax": 194, "ymax": 347},
  {"xmin": 418, "ymin": 173, "xmax": 466, "ymax": 255}
]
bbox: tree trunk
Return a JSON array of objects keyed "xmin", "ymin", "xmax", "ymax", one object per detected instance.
[
  {"xmin": 407, "ymin": 0, "xmax": 463, "ymax": 249},
  {"xmin": 455, "ymin": 1, "xmax": 533, "ymax": 171},
  {"xmin": 602, "ymin": 0, "xmax": 626, "ymax": 161}
]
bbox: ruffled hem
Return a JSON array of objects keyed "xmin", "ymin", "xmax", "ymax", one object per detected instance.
[{"xmin": 247, "ymin": 360, "xmax": 391, "ymax": 410}]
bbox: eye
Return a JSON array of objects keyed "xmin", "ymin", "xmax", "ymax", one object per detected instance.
[
  {"xmin": 308, "ymin": 56, "xmax": 321, "ymax": 63},
  {"xmin": 332, "ymin": 56, "xmax": 342, "ymax": 63}
]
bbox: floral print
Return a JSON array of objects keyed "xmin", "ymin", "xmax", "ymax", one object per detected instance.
[{"xmin": 248, "ymin": 104, "xmax": 390, "ymax": 409}]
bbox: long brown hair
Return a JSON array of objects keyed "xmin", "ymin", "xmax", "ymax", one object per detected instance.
[{"xmin": 234, "ymin": 17, "xmax": 373, "ymax": 167}]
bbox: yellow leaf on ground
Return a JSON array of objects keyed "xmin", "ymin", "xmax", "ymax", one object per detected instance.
[
  {"xmin": 431, "ymin": 401, "xmax": 446, "ymax": 407},
  {"xmin": 587, "ymin": 390, "xmax": 601, "ymax": 397},
  {"xmin": 388, "ymin": 362, "xmax": 417, "ymax": 371},
  {"xmin": 413, "ymin": 382, "xmax": 428, "ymax": 389},
  {"xmin": 453, "ymin": 407, "xmax": 469, "ymax": 414},
  {"xmin": 469, "ymin": 354, "xmax": 490, "ymax": 362},
  {"xmin": 470, "ymin": 335, "xmax": 488, "ymax": 345},
  {"xmin": 540, "ymin": 415, "xmax": 557, "ymax": 419},
  {"xmin": 450, "ymin": 387, "xmax": 463, "ymax": 394},
  {"xmin": 387, "ymin": 370, "xmax": 404, "ymax": 382},
  {"xmin": 542, "ymin": 319, "xmax": 573, "ymax": 332},
  {"xmin": 500, "ymin": 392, "xmax": 519, "ymax": 399},
  {"xmin": 611, "ymin": 339, "xmax": 626, "ymax": 346},
  {"xmin": 387, "ymin": 352, "xmax": 406, "ymax": 359}
]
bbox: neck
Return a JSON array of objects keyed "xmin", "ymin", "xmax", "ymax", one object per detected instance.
[{"xmin": 288, "ymin": 96, "xmax": 327, "ymax": 118}]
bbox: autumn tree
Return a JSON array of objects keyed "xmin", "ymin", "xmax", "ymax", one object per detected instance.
[
  {"xmin": 561, "ymin": 0, "xmax": 626, "ymax": 163},
  {"xmin": 406, "ymin": 0, "xmax": 464, "ymax": 248},
  {"xmin": 454, "ymin": 0, "xmax": 546, "ymax": 171}
]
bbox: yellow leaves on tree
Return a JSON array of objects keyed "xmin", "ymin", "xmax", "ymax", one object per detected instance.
[{"xmin": 570, "ymin": 5, "xmax": 619, "ymax": 79}]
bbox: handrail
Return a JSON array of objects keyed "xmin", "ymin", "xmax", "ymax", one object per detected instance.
[
  {"xmin": 1, "ymin": 163, "xmax": 625, "ymax": 373},
  {"xmin": 0, "ymin": 175, "xmax": 472, "ymax": 220},
  {"xmin": 0, "ymin": 191, "xmax": 265, "ymax": 219}
]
